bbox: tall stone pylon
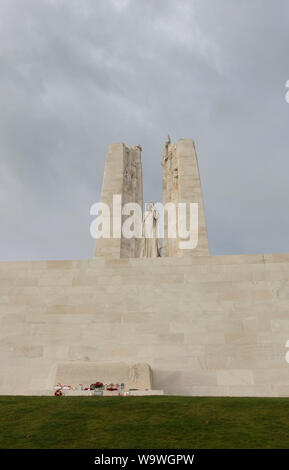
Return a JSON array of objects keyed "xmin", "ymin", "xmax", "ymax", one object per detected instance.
[
  {"xmin": 162, "ymin": 138, "xmax": 209, "ymax": 257},
  {"xmin": 94, "ymin": 143, "xmax": 143, "ymax": 258}
]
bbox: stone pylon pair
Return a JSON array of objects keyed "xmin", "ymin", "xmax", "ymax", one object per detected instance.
[{"xmin": 94, "ymin": 138, "xmax": 209, "ymax": 258}]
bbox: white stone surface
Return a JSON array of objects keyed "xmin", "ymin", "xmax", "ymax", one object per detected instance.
[
  {"xmin": 1, "ymin": 140, "xmax": 289, "ymax": 397},
  {"xmin": 94, "ymin": 143, "xmax": 143, "ymax": 259},
  {"xmin": 54, "ymin": 361, "xmax": 152, "ymax": 390},
  {"xmin": 162, "ymin": 138, "xmax": 209, "ymax": 257},
  {"xmin": 1, "ymin": 254, "xmax": 289, "ymax": 396}
]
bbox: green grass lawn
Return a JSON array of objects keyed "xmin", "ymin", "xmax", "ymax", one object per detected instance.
[{"xmin": 0, "ymin": 396, "xmax": 289, "ymax": 449}]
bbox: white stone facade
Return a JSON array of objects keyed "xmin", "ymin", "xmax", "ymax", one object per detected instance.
[
  {"xmin": 1, "ymin": 138, "xmax": 289, "ymax": 396},
  {"xmin": 0, "ymin": 254, "xmax": 289, "ymax": 396}
]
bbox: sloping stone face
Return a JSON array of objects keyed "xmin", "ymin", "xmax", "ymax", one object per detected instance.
[
  {"xmin": 162, "ymin": 139, "xmax": 209, "ymax": 257},
  {"xmin": 0, "ymin": 254, "xmax": 289, "ymax": 396},
  {"xmin": 94, "ymin": 143, "xmax": 143, "ymax": 259}
]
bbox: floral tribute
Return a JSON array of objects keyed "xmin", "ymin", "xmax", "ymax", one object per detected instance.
[
  {"xmin": 54, "ymin": 381, "xmax": 126, "ymax": 395},
  {"xmin": 90, "ymin": 381, "xmax": 104, "ymax": 390}
]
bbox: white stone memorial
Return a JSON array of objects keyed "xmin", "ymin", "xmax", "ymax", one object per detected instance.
[{"xmin": 0, "ymin": 137, "xmax": 289, "ymax": 397}]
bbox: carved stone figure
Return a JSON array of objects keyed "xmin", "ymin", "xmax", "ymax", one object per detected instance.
[
  {"xmin": 141, "ymin": 202, "xmax": 162, "ymax": 258},
  {"xmin": 161, "ymin": 134, "xmax": 171, "ymax": 166},
  {"xmin": 173, "ymin": 167, "xmax": 178, "ymax": 188}
]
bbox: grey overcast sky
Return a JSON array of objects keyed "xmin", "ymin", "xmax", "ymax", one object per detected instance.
[{"xmin": 0, "ymin": 0, "xmax": 289, "ymax": 261}]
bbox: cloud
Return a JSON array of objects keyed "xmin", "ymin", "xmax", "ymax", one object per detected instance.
[{"xmin": 0, "ymin": 0, "xmax": 289, "ymax": 260}]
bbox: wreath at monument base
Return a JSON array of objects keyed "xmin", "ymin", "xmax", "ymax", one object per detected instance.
[{"xmin": 90, "ymin": 381, "xmax": 104, "ymax": 390}]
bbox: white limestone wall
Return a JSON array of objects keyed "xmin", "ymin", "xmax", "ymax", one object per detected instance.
[
  {"xmin": 0, "ymin": 254, "xmax": 289, "ymax": 396},
  {"xmin": 162, "ymin": 139, "xmax": 209, "ymax": 258},
  {"xmin": 94, "ymin": 143, "xmax": 143, "ymax": 259}
]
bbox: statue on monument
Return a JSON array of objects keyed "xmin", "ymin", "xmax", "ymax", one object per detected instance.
[
  {"xmin": 141, "ymin": 202, "xmax": 162, "ymax": 258},
  {"xmin": 161, "ymin": 134, "xmax": 171, "ymax": 166}
]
